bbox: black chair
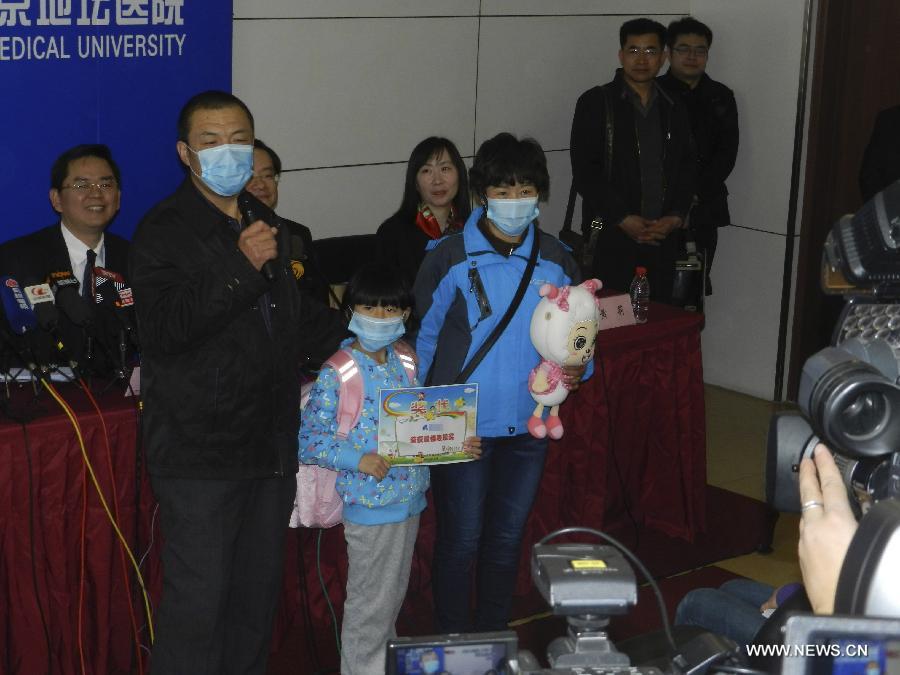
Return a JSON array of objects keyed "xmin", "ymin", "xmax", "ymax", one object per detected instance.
[{"xmin": 313, "ymin": 234, "xmax": 379, "ymax": 286}]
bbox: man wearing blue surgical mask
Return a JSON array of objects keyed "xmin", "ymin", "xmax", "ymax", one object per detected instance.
[{"xmin": 130, "ymin": 91, "xmax": 344, "ymax": 674}]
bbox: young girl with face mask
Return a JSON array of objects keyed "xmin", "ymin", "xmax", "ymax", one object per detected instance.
[{"xmin": 299, "ymin": 262, "xmax": 479, "ymax": 675}]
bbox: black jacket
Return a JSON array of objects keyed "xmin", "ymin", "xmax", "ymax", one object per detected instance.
[
  {"xmin": 375, "ymin": 212, "xmax": 435, "ymax": 288},
  {"xmin": 280, "ymin": 216, "xmax": 333, "ymax": 305},
  {"xmin": 280, "ymin": 216, "xmax": 346, "ymax": 369},
  {"xmin": 659, "ymin": 71, "xmax": 739, "ymax": 227},
  {"xmin": 570, "ymin": 69, "xmax": 696, "ymax": 232},
  {"xmin": 130, "ymin": 178, "xmax": 344, "ymax": 480},
  {"xmin": 860, "ymin": 104, "xmax": 900, "ymax": 203},
  {"xmin": 0, "ymin": 222, "xmax": 130, "ymax": 373}
]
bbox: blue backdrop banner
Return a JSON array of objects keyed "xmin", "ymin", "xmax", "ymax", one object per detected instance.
[{"xmin": 0, "ymin": 0, "xmax": 232, "ymax": 242}]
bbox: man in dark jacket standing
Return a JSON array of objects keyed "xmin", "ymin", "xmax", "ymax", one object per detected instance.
[
  {"xmin": 659, "ymin": 16, "xmax": 739, "ymax": 295},
  {"xmin": 571, "ymin": 17, "xmax": 696, "ymax": 303},
  {"xmin": 130, "ymin": 91, "xmax": 342, "ymax": 675}
]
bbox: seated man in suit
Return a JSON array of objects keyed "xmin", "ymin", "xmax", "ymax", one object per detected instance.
[
  {"xmin": 247, "ymin": 139, "xmax": 335, "ymax": 305},
  {"xmin": 0, "ymin": 143, "xmax": 129, "ymax": 375}
]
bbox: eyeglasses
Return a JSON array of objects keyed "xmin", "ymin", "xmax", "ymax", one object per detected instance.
[
  {"xmin": 250, "ymin": 172, "xmax": 279, "ymax": 184},
  {"xmin": 672, "ymin": 45, "xmax": 709, "ymax": 57},
  {"xmin": 624, "ymin": 46, "xmax": 660, "ymax": 57},
  {"xmin": 62, "ymin": 180, "xmax": 118, "ymax": 192}
]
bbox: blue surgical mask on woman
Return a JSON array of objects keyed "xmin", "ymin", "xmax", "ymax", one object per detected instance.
[
  {"xmin": 189, "ymin": 143, "xmax": 254, "ymax": 196},
  {"xmin": 348, "ymin": 312, "xmax": 406, "ymax": 352},
  {"xmin": 486, "ymin": 196, "xmax": 540, "ymax": 236}
]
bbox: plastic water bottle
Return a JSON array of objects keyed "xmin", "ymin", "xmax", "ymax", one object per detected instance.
[{"xmin": 629, "ymin": 266, "xmax": 649, "ymax": 324}]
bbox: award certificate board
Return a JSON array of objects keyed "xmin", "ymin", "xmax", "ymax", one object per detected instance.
[{"xmin": 377, "ymin": 383, "xmax": 478, "ymax": 465}]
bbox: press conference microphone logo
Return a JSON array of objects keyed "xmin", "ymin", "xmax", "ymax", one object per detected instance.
[
  {"xmin": 24, "ymin": 283, "xmax": 54, "ymax": 305},
  {"xmin": 0, "ymin": 276, "xmax": 38, "ymax": 334},
  {"xmin": 24, "ymin": 283, "xmax": 59, "ymax": 330},
  {"xmin": 4, "ymin": 277, "xmax": 29, "ymax": 310},
  {"xmin": 94, "ymin": 267, "xmax": 134, "ymax": 308}
]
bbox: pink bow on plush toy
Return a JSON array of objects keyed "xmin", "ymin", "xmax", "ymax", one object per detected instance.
[{"xmin": 527, "ymin": 279, "xmax": 602, "ymax": 439}]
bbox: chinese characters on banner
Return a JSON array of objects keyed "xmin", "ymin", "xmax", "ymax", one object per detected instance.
[{"xmin": 0, "ymin": 0, "xmax": 232, "ymax": 242}]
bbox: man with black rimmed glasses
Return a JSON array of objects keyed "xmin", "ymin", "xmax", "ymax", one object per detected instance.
[
  {"xmin": 0, "ymin": 144, "xmax": 129, "ymax": 371},
  {"xmin": 570, "ymin": 17, "xmax": 695, "ymax": 303},
  {"xmin": 660, "ymin": 16, "xmax": 739, "ymax": 296}
]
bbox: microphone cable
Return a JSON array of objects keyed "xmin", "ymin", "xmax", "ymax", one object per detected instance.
[
  {"xmin": 295, "ymin": 528, "xmax": 327, "ymax": 674},
  {"xmin": 136, "ymin": 500, "xmax": 160, "ymax": 659},
  {"xmin": 317, "ymin": 528, "xmax": 343, "ymax": 663},
  {"xmin": 78, "ymin": 380, "xmax": 146, "ymax": 675},
  {"xmin": 41, "ymin": 381, "xmax": 155, "ymax": 657}
]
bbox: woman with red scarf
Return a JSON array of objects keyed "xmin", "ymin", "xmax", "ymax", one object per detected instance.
[{"xmin": 376, "ymin": 137, "xmax": 470, "ymax": 286}]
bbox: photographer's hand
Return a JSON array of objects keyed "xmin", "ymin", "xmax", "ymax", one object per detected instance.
[{"xmin": 797, "ymin": 444, "xmax": 859, "ymax": 614}]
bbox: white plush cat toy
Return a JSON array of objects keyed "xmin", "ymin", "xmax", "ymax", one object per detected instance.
[{"xmin": 527, "ymin": 278, "xmax": 602, "ymax": 439}]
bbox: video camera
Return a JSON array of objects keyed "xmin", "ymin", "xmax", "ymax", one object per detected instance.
[
  {"xmin": 768, "ymin": 179, "xmax": 900, "ymax": 518},
  {"xmin": 763, "ymin": 179, "xmax": 900, "ymax": 669},
  {"xmin": 386, "ymin": 528, "xmax": 742, "ymax": 675}
]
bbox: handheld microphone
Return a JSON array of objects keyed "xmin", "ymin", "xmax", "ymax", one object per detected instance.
[{"xmin": 239, "ymin": 195, "xmax": 277, "ymax": 283}]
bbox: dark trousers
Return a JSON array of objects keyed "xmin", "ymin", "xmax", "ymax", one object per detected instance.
[
  {"xmin": 591, "ymin": 224, "xmax": 678, "ymax": 304},
  {"xmin": 149, "ymin": 474, "xmax": 296, "ymax": 675},
  {"xmin": 431, "ymin": 434, "xmax": 548, "ymax": 632}
]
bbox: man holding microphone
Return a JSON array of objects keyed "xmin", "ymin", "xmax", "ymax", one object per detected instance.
[{"xmin": 130, "ymin": 90, "xmax": 342, "ymax": 674}]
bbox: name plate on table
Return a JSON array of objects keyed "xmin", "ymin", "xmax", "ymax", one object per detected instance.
[
  {"xmin": 377, "ymin": 383, "xmax": 478, "ymax": 465},
  {"xmin": 597, "ymin": 293, "xmax": 636, "ymax": 330}
]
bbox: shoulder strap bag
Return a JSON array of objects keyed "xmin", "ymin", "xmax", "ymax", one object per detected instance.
[
  {"xmin": 453, "ymin": 226, "xmax": 540, "ymax": 384},
  {"xmin": 562, "ymin": 85, "xmax": 614, "ymax": 275}
]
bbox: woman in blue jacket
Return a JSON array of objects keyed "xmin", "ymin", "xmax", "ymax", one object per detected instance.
[{"xmin": 414, "ymin": 132, "xmax": 591, "ymax": 632}]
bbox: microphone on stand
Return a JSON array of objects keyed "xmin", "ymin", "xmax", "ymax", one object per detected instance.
[
  {"xmin": 48, "ymin": 271, "xmax": 92, "ymax": 327},
  {"xmin": 0, "ymin": 276, "xmax": 48, "ymax": 382},
  {"xmin": 24, "ymin": 282, "xmax": 81, "ymax": 379},
  {"xmin": 93, "ymin": 267, "xmax": 139, "ymax": 378}
]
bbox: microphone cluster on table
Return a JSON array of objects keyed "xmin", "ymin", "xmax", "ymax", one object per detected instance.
[{"xmin": 0, "ymin": 269, "xmax": 139, "ymax": 386}]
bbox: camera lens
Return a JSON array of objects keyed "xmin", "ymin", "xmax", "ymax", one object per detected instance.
[
  {"xmin": 799, "ymin": 340, "xmax": 900, "ymax": 457},
  {"xmin": 839, "ymin": 390, "xmax": 889, "ymax": 440}
]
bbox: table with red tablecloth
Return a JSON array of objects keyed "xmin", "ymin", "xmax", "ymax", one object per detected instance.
[
  {"xmin": 0, "ymin": 382, "xmax": 159, "ymax": 675},
  {"xmin": 1, "ymin": 302, "xmax": 706, "ymax": 673},
  {"xmin": 525, "ymin": 299, "xmax": 707, "ymax": 549}
]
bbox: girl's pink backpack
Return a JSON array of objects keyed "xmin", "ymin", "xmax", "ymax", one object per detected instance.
[{"xmin": 289, "ymin": 346, "xmax": 417, "ymax": 529}]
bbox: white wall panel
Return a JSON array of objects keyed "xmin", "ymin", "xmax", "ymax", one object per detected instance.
[
  {"xmin": 702, "ymin": 227, "xmax": 787, "ymax": 399},
  {"xmin": 483, "ymin": 0, "xmax": 687, "ymax": 15},
  {"xmin": 233, "ymin": 17, "xmax": 478, "ymax": 170},
  {"xmin": 276, "ymin": 163, "xmax": 407, "ymax": 238},
  {"xmin": 234, "ymin": 0, "xmax": 480, "ymax": 19},
  {"xmin": 690, "ymin": 0, "xmax": 807, "ymax": 236},
  {"xmin": 541, "ymin": 150, "xmax": 576, "ymax": 236},
  {"xmin": 475, "ymin": 15, "xmax": 623, "ymax": 151}
]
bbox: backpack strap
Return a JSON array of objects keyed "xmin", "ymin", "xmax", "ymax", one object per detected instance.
[
  {"xmin": 324, "ymin": 345, "xmax": 418, "ymax": 439},
  {"xmin": 324, "ymin": 349, "xmax": 363, "ymax": 440},
  {"xmin": 393, "ymin": 340, "xmax": 418, "ymax": 386}
]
